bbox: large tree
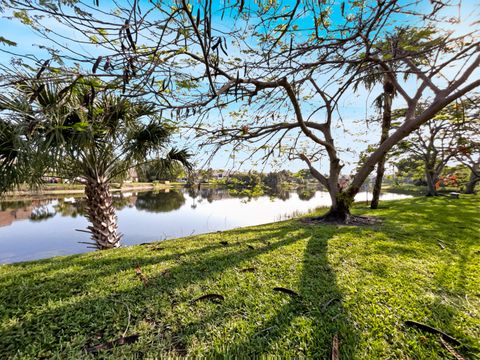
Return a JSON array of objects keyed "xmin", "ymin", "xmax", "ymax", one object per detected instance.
[
  {"xmin": 168, "ymin": 1, "xmax": 480, "ymax": 222},
  {"xmin": 455, "ymin": 101, "xmax": 480, "ymax": 193},
  {"xmin": 0, "ymin": 77, "xmax": 191, "ymax": 249},
  {"xmin": 396, "ymin": 102, "xmax": 473, "ymax": 196},
  {"xmin": 395, "ymin": 98, "xmax": 479, "ymax": 195},
  {"xmin": 2, "ymin": 0, "xmax": 479, "ymax": 222}
]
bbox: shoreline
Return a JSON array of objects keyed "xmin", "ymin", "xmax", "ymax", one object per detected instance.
[{"xmin": 1, "ymin": 182, "xmax": 184, "ymax": 199}]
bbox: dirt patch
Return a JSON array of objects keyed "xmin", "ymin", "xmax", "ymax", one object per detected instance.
[{"xmin": 300, "ymin": 215, "xmax": 382, "ymax": 226}]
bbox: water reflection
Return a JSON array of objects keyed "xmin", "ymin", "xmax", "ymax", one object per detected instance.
[
  {"xmin": 136, "ymin": 191, "xmax": 185, "ymax": 213},
  {"xmin": 0, "ymin": 187, "xmax": 412, "ymax": 263}
]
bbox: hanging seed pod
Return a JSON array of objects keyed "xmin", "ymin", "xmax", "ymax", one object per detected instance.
[
  {"xmin": 128, "ymin": 57, "xmax": 137, "ymax": 77},
  {"xmin": 92, "ymin": 56, "xmax": 102, "ymax": 74},
  {"xmin": 219, "ymin": 40, "xmax": 228, "ymax": 56},
  {"xmin": 238, "ymin": 0, "xmax": 244, "ymax": 13},
  {"xmin": 58, "ymin": 85, "xmax": 72, "ymax": 99},
  {"xmin": 212, "ymin": 37, "xmax": 221, "ymax": 50},
  {"xmin": 207, "ymin": 15, "xmax": 211, "ymax": 39},
  {"xmin": 29, "ymin": 84, "xmax": 45, "ymax": 103},
  {"xmin": 36, "ymin": 60, "xmax": 50, "ymax": 79},
  {"xmin": 90, "ymin": 84, "xmax": 96, "ymax": 105},
  {"xmin": 235, "ymin": 71, "xmax": 239, "ymax": 100},
  {"xmin": 103, "ymin": 57, "xmax": 111, "ymax": 71},
  {"xmin": 125, "ymin": 21, "xmax": 136, "ymax": 52},
  {"xmin": 196, "ymin": 8, "xmax": 201, "ymax": 28}
]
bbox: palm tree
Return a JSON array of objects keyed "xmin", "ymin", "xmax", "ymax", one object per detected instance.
[
  {"xmin": 351, "ymin": 66, "xmax": 395, "ymax": 209},
  {"xmin": 0, "ymin": 78, "xmax": 191, "ymax": 249}
]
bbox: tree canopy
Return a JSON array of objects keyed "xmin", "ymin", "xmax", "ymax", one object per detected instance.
[{"xmin": 1, "ymin": 0, "xmax": 479, "ymax": 221}]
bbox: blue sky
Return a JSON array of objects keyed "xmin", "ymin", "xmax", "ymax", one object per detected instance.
[{"xmin": 1, "ymin": 0, "xmax": 478, "ymax": 174}]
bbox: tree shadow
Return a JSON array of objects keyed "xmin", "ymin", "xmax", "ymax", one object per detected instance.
[
  {"xmin": 203, "ymin": 224, "xmax": 359, "ymax": 358},
  {"xmin": 0, "ymin": 221, "xmax": 359, "ymax": 358},
  {"xmin": 355, "ymin": 196, "xmax": 480, "ymax": 356},
  {"xmin": 2, "ymin": 196, "xmax": 477, "ymax": 358}
]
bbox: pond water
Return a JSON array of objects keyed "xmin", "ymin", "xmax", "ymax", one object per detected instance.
[{"xmin": 0, "ymin": 187, "xmax": 412, "ymax": 263}]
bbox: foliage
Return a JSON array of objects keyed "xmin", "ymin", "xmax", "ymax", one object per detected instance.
[
  {"xmin": 0, "ymin": 77, "xmax": 191, "ymax": 191},
  {"xmin": 2, "ymin": 0, "xmax": 479, "ymax": 219},
  {"xmin": 0, "ymin": 196, "xmax": 479, "ymax": 358},
  {"xmin": 137, "ymin": 161, "xmax": 186, "ymax": 182},
  {"xmin": 392, "ymin": 99, "xmax": 479, "ymax": 195}
]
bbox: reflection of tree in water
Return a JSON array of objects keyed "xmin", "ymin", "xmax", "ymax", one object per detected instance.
[
  {"xmin": 54, "ymin": 199, "xmax": 86, "ymax": 218},
  {"xmin": 187, "ymin": 187, "xmax": 198, "ymax": 200},
  {"xmin": 297, "ymin": 187, "xmax": 316, "ymax": 201},
  {"xmin": 0, "ymin": 200, "xmax": 33, "ymax": 211},
  {"xmin": 198, "ymin": 188, "xmax": 230, "ymax": 203},
  {"xmin": 266, "ymin": 186, "xmax": 290, "ymax": 201},
  {"xmin": 54, "ymin": 194, "xmax": 136, "ymax": 218},
  {"xmin": 29, "ymin": 205, "xmax": 56, "ymax": 222},
  {"xmin": 135, "ymin": 191, "xmax": 185, "ymax": 213},
  {"xmin": 0, "ymin": 192, "xmax": 141, "ymax": 228},
  {"xmin": 112, "ymin": 193, "xmax": 137, "ymax": 210}
]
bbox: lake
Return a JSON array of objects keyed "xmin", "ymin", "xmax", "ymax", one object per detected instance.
[{"xmin": 0, "ymin": 187, "xmax": 412, "ymax": 263}]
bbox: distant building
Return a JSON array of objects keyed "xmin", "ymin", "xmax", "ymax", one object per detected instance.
[{"xmin": 125, "ymin": 168, "xmax": 139, "ymax": 183}]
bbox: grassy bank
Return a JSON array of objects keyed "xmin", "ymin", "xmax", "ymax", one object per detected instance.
[{"xmin": 0, "ymin": 196, "xmax": 479, "ymax": 359}]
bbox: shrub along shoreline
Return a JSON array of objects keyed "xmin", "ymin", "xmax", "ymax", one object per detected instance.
[{"xmin": 0, "ymin": 196, "xmax": 479, "ymax": 358}]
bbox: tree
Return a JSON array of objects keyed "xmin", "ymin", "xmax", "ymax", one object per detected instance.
[
  {"xmin": 166, "ymin": 1, "xmax": 480, "ymax": 222},
  {"xmin": 397, "ymin": 98, "xmax": 479, "ymax": 195},
  {"xmin": 351, "ymin": 30, "xmax": 404, "ymax": 209},
  {"xmin": 0, "ymin": 77, "xmax": 191, "ymax": 249},
  {"xmin": 396, "ymin": 102, "xmax": 471, "ymax": 195},
  {"xmin": 464, "ymin": 160, "xmax": 480, "ymax": 193},
  {"xmin": 137, "ymin": 161, "xmax": 186, "ymax": 182},
  {"xmin": 456, "ymin": 128, "xmax": 480, "ymax": 194},
  {"xmin": 3, "ymin": 1, "xmax": 480, "ymax": 223}
]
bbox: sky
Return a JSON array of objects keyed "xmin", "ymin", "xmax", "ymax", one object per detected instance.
[{"xmin": 0, "ymin": 0, "xmax": 478, "ymax": 175}]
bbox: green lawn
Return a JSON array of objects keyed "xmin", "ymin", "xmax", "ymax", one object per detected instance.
[{"xmin": 0, "ymin": 196, "xmax": 479, "ymax": 359}]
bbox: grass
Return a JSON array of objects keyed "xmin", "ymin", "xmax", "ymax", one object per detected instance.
[{"xmin": 0, "ymin": 196, "xmax": 479, "ymax": 359}]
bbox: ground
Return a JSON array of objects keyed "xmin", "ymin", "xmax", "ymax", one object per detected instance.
[{"xmin": 0, "ymin": 196, "xmax": 479, "ymax": 359}]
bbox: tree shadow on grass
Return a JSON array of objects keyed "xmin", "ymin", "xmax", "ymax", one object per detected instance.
[
  {"xmin": 3, "ymin": 195, "xmax": 476, "ymax": 358},
  {"xmin": 202, "ymin": 225, "xmax": 359, "ymax": 359},
  {"xmin": 353, "ymin": 196, "xmax": 480, "ymax": 357},
  {"xmin": 0, "ymin": 221, "xmax": 359, "ymax": 358}
]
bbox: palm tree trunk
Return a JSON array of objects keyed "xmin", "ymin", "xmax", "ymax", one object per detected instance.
[
  {"xmin": 84, "ymin": 177, "xmax": 122, "ymax": 249},
  {"xmin": 371, "ymin": 91, "xmax": 393, "ymax": 209}
]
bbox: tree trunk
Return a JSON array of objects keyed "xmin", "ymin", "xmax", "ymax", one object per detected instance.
[
  {"xmin": 84, "ymin": 177, "xmax": 122, "ymax": 249},
  {"xmin": 321, "ymin": 191, "xmax": 353, "ymax": 223},
  {"xmin": 371, "ymin": 90, "xmax": 393, "ymax": 209},
  {"xmin": 465, "ymin": 170, "xmax": 479, "ymax": 194},
  {"xmin": 425, "ymin": 170, "xmax": 438, "ymax": 196}
]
